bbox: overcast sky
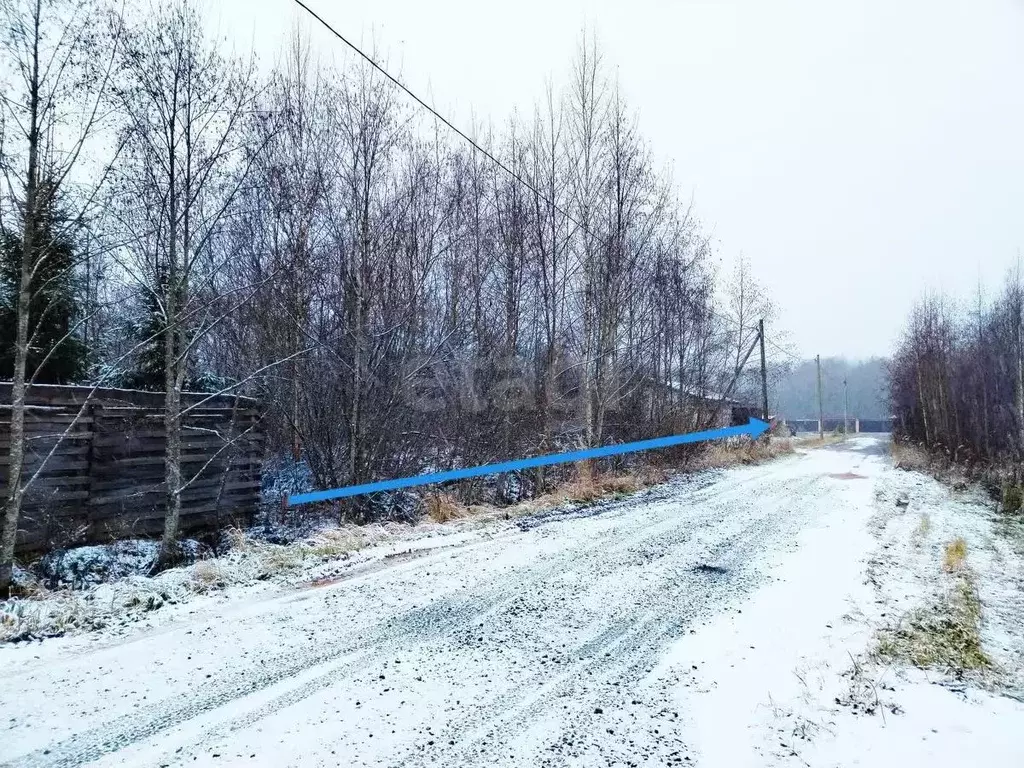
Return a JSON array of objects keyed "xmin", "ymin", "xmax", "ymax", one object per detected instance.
[{"xmin": 216, "ymin": 0, "xmax": 1024, "ymax": 361}]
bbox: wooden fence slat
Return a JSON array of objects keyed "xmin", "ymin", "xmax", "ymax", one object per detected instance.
[
  {"xmin": 88, "ymin": 478, "xmax": 262, "ymax": 507},
  {"xmin": 90, "ymin": 473, "xmax": 260, "ymax": 495},
  {"xmin": 0, "ymin": 447, "xmax": 91, "ymax": 465},
  {"xmin": 91, "ymin": 433, "xmax": 265, "ymax": 449},
  {"xmin": 89, "ymin": 499, "xmax": 259, "ymax": 524}
]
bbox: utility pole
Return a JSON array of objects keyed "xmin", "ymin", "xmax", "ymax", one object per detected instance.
[
  {"xmin": 758, "ymin": 319, "xmax": 769, "ymax": 423},
  {"xmin": 843, "ymin": 378, "xmax": 849, "ymax": 437},
  {"xmin": 816, "ymin": 354, "xmax": 824, "ymax": 439}
]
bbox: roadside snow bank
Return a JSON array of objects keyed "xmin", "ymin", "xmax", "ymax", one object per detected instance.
[
  {"xmin": 0, "ymin": 526, "xmax": 392, "ymax": 643},
  {"xmin": 0, "ymin": 510, "xmax": 518, "ymax": 645}
]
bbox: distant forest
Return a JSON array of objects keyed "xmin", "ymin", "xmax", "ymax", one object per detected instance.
[{"xmin": 775, "ymin": 358, "xmax": 889, "ymax": 420}]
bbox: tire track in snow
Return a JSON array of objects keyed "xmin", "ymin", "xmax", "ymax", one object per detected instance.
[
  {"xmin": 391, "ymin": 475, "xmax": 828, "ymax": 767},
  {"xmin": 4, "ymin": 457, "xmax": 831, "ymax": 767}
]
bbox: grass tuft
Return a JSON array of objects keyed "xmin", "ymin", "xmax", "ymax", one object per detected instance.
[
  {"xmin": 943, "ymin": 537, "xmax": 967, "ymax": 572},
  {"xmin": 423, "ymin": 492, "xmax": 467, "ymax": 523},
  {"xmin": 1002, "ymin": 484, "xmax": 1023, "ymax": 514},
  {"xmin": 875, "ymin": 537, "xmax": 990, "ymax": 674},
  {"xmin": 190, "ymin": 561, "xmax": 225, "ymax": 591},
  {"xmin": 305, "ymin": 528, "xmax": 368, "ymax": 558},
  {"xmin": 875, "ymin": 579, "xmax": 990, "ymax": 673}
]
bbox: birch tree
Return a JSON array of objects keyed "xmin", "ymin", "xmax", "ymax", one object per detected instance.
[
  {"xmin": 565, "ymin": 30, "xmax": 608, "ymax": 450},
  {"xmin": 111, "ymin": 0, "xmax": 262, "ymax": 568},
  {"xmin": 0, "ymin": 0, "xmax": 120, "ymax": 592}
]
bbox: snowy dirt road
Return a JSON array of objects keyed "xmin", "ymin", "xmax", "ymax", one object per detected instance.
[{"xmin": 2, "ymin": 436, "xmax": 1023, "ymax": 767}]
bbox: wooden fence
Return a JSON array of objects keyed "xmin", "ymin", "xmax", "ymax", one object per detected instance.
[{"xmin": 0, "ymin": 383, "xmax": 265, "ymax": 555}]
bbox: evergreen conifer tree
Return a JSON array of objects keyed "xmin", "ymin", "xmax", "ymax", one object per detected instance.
[{"xmin": 0, "ymin": 183, "xmax": 87, "ymax": 384}]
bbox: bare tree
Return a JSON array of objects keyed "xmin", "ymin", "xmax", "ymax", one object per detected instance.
[
  {"xmin": 724, "ymin": 252, "xmax": 775, "ymax": 404},
  {"xmin": 565, "ymin": 29, "xmax": 608, "ymax": 452},
  {"xmin": 528, "ymin": 81, "xmax": 570, "ymax": 487},
  {"xmin": 0, "ymin": 0, "xmax": 121, "ymax": 592},
  {"xmin": 220, "ymin": 27, "xmax": 334, "ymax": 465},
  {"xmin": 110, "ymin": 0, "xmax": 263, "ymax": 568},
  {"xmin": 891, "ymin": 262, "xmax": 1024, "ymax": 474}
]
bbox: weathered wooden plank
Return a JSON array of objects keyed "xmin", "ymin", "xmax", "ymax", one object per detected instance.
[
  {"xmin": 90, "ymin": 453, "xmax": 246, "ymax": 469},
  {"xmin": 11, "ymin": 475, "xmax": 91, "ymax": 489},
  {"xmin": 2, "ymin": 466, "xmax": 92, "ymax": 480},
  {"xmin": 21, "ymin": 461, "xmax": 94, "ymax": 475},
  {"xmin": 23, "ymin": 506, "xmax": 90, "ymax": 523},
  {"xmin": 90, "ymin": 473, "xmax": 259, "ymax": 495},
  {"xmin": 91, "ymin": 432, "xmax": 264, "ymax": 448},
  {"xmin": 0, "ymin": 382, "xmax": 257, "ymax": 408},
  {"xmin": 0, "ymin": 447, "xmax": 91, "ymax": 465},
  {"xmin": 86, "ymin": 482, "xmax": 261, "ymax": 507},
  {"xmin": 0, "ymin": 417, "xmax": 95, "ymax": 427},
  {"xmin": 96, "ymin": 405, "xmax": 259, "ymax": 414},
  {"xmin": 13, "ymin": 492, "xmax": 90, "ymax": 506},
  {"xmin": 88, "ymin": 479, "xmax": 262, "ymax": 509},
  {"xmin": 89, "ymin": 500, "xmax": 257, "ymax": 525},
  {"xmin": 0, "ymin": 433, "xmax": 92, "ymax": 448}
]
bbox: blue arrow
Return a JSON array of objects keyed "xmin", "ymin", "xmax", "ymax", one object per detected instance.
[{"xmin": 286, "ymin": 418, "xmax": 769, "ymax": 506}]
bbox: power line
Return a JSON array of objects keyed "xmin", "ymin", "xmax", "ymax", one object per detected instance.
[
  {"xmin": 291, "ymin": 0, "xmax": 586, "ymax": 237},
  {"xmin": 766, "ymin": 337, "xmax": 803, "ymax": 364}
]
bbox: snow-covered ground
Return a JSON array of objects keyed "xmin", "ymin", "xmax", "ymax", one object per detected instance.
[{"xmin": 1, "ymin": 435, "xmax": 1022, "ymax": 767}]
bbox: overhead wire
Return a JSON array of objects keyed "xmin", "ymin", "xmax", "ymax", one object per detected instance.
[
  {"xmin": 292, "ymin": 0, "xmax": 587, "ymax": 240},
  {"xmin": 766, "ymin": 337, "xmax": 804, "ymax": 364}
]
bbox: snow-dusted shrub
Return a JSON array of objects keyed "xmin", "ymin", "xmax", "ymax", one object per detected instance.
[
  {"xmin": 260, "ymin": 455, "xmax": 315, "ymax": 507},
  {"xmin": 36, "ymin": 539, "xmax": 208, "ymax": 590},
  {"xmin": 363, "ymin": 491, "xmax": 422, "ymax": 524}
]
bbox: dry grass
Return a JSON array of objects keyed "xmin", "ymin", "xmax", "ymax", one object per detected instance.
[
  {"xmin": 312, "ymin": 527, "xmax": 368, "ymax": 550},
  {"xmin": 259, "ymin": 546, "xmax": 304, "ymax": 572},
  {"xmin": 485, "ymin": 464, "xmax": 669, "ymax": 522},
  {"xmin": 423, "ymin": 492, "xmax": 469, "ymax": 523},
  {"xmin": 875, "ymin": 579, "xmax": 990, "ymax": 673},
  {"xmin": 550, "ymin": 464, "xmax": 667, "ymax": 503},
  {"xmin": 698, "ymin": 437, "xmax": 795, "ymax": 469},
  {"xmin": 217, "ymin": 525, "xmax": 373, "ymax": 576},
  {"xmin": 891, "ymin": 441, "xmax": 933, "ymax": 473},
  {"xmin": 943, "ymin": 537, "xmax": 968, "ymax": 572},
  {"xmin": 190, "ymin": 560, "xmax": 225, "ymax": 591},
  {"xmin": 222, "ymin": 526, "xmax": 251, "ymax": 552},
  {"xmin": 875, "ymin": 535, "xmax": 990, "ymax": 674}
]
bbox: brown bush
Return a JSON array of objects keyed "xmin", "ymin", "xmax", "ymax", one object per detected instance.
[{"xmin": 423, "ymin": 493, "xmax": 466, "ymax": 523}]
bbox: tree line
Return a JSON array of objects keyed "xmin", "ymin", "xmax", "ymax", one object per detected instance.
[
  {"xmin": 890, "ymin": 266, "xmax": 1024, "ymax": 468},
  {"xmin": 775, "ymin": 357, "xmax": 888, "ymax": 421},
  {"xmin": 0, "ymin": 0, "xmax": 771, "ymax": 588}
]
